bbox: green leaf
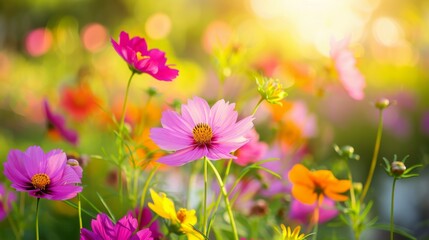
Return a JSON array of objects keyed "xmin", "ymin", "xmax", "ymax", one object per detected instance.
[
  {"xmin": 96, "ymin": 192, "xmax": 116, "ymax": 222},
  {"xmin": 370, "ymin": 224, "xmax": 416, "ymax": 240}
]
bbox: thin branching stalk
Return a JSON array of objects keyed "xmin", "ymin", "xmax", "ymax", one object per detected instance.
[
  {"xmin": 361, "ymin": 110, "xmax": 384, "ymax": 202},
  {"xmin": 390, "ymin": 178, "xmax": 397, "ymax": 240},
  {"xmin": 117, "ymin": 71, "xmax": 136, "ymax": 208},
  {"xmin": 207, "ymin": 160, "xmax": 239, "ymax": 240},
  {"xmin": 202, "ymin": 157, "xmax": 208, "ymax": 235},
  {"xmin": 35, "ymin": 198, "xmax": 40, "ymax": 240},
  {"xmin": 78, "ymin": 194, "xmax": 83, "ymax": 229},
  {"xmin": 252, "ymin": 97, "xmax": 264, "ymax": 116},
  {"xmin": 138, "ymin": 164, "xmax": 160, "ymax": 225}
]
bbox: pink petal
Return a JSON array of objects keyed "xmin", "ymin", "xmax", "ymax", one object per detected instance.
[
  {"xmin": 156, "ymin": 147, "xmax": 207, "ymax": 166},
  {"xmin": 160, "ymin": 110, "xmax": 193, "ymax": 135},
  {"xmin": 150, "ymin": 128, "xmax": 193, "ymax": 151},
  {"xmin": 24, "ymin": 146, "xmax": 46, "ymax": 178},
  {"xmin": 210, "ymin": 99, "xmax": 238, "ymax": 133},
  {"xmin": 181, "ymin": 97, "xmax": 211, "ymax": 126}
]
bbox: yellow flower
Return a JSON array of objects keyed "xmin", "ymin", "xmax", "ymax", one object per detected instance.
[
  {"xmin": 149, "ymin": 189, "xmax": 204, "ymax": 240},
  {"xmin": 256, "ymin": 74, "xmax": 288, "ymax": 105},
  {"xmin": 280, "ymin": 224, "xmax": 306, "ymax": 240}
]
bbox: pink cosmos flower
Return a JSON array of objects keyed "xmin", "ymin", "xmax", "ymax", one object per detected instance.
[
  {"xmin": 3, "ymin": 146, "xmax": 82, "ymax": 200},
  {"xmin": 150, "ymin": 96, "xmax": 254, "ymax": 166},
  {"xmin": 130, "ymin": 207, "xmax": 163, "ymax": 240},
  {"xmin": 330, "ymin": 37, "xmax": 365, "ymax": 100},
  {"xmin": 44, "ymin": 100, "xmax": 79, "ymax": 145},
  {"xmin": 81, "ymin": 213, "xmax": 153, "ymax": 240},
  {"xmin": 234, "ymin": 129, "xmax": 268, "ymax": 166},
  {"xmin": 289, "ymin": 198, "xmax": 339, "ymax": 224},
  {"xmin": 0, "ymin": 183, "xmax": 16, "ymax": 221},
  {"xmin": 111, "ymin": 31, "xmax": 178, "ymax": 81}
]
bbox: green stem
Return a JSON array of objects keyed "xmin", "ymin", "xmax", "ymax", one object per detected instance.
[
  {"xmin": 360, "ymin": 110, "xmax": 384, "ymax": 203},
  {"xmin": 206, "ymin": 158, "xmax": 233, "ymax": 234},
  {"xmin": 7, "ymin": 213, "xmax": 19, "ymax": 239},
  {"xmin": 78, "ymin": 194, "xmax": 83, "ymax": 229},
  {"xmin": 207, "ymin": 160, "xmax": 239, "ymax": 240},
  {"xmin": 138, "ymin": 164, "xmax": 160, "ymax": 225},
  {"xmin": 312, "ymin": 201, "xmax": 320, "ymax": 240},
  {"xmin": 202, "ymin": 157, "xmax": 208, "ymax": 235},
  {"xmin": 35, "ymin": 198, "xmax": 40, "ymax": 240},
  {"xmin": 390, "ymin": 178, "xmax": 397, "ymax": 240},
  {"xmin": 118, "ymin": 71, "xmax": 136, "ymax": 208},
  {"xmin": 252, "ymin": 97, "xmax": 264, "ymax": 116}
]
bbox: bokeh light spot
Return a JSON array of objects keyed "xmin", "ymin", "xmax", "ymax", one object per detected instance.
[
  {"xmin": 145, "ymin": 13, "xmax": 172, "ymax": 40},
  {"xmin": 81, "ymin": 23, "xmax": 108, "ymax": 53},
  {"xmin": 25, "ymin": 28, "xmax": 53, "ymax": 57}
]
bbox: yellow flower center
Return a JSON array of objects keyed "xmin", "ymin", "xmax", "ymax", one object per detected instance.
[
  {"xmin": 136, "ymin": 52, "xmax": 149, "ymax": 61},
  {"xmin": 31, "ymin": 173, "xmax": 50, "ymax": 190},
  {"xmin": 176, "ymin": 208, "xmax": 187, "ymax": 223},
  {"xmin": 192, "ymin": 123, "xmax": 213, "ymax": 145}
]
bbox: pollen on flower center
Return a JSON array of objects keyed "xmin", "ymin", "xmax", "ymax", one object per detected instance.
[
  {"xmin": 177, "ymin": 208, "xmax": 187, "ymax": 223},
  {"xmin": 31, "ymin": 173, "xmax": 51, "ymax": 190},
  {"xmin": 136, "ymin": 52, "xmax": 149, "ymax": 61},
  {"xmin": 192, "ymin": 123, "xmax": 213, "ymax": 145}
]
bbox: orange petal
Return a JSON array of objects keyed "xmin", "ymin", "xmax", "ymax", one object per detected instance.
[
  {"xmin": 324, "ymin": 190, "xmax": 349, "ymax": 202},
  {"xmin": 288, "ymin": 164, "xmax": 314, "ymax": 188},
  {"xmin": 292, "ymin": 185, "xmax": 318, "ymax": 204},
  {"xmin": 330, "ymin": 179, "xmax": 351, "ymax": 192}
]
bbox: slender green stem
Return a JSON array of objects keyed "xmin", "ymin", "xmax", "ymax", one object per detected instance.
[
  {"xmin": 390, "ymin": 178, "xmax": 397, "ymax": 240},
  {"xmin": 202, "ymin": 157, "xmax": 208, "ymax": 235},
  {"xmin": 252, "ymin": 97, "xmax": 264, "ymax": 116},
  {"xmin": 312, "ymin": 201, "xmax": 320, "ymax": 240},
  {"xmin": 138, "ymin": 164, "xmax": 160, "ymax": 225},
  {"xmin": 207, "ymin": 160, "xmax": 239, "ymax": 240},
  {"xmin": 206, "ymin": 158, "xmax": 233, "ymax": 235},
  {"xmin": 7, "ymin": 213, "xmax": 19, "ymax": 239},
  {"xmin": 35, "ymin": 198, "xmax": 40, "ymax": 240},
  {"xmin": 117, "ymin": 71, "xmax": 136, "ymax": 208},
  {"xmin": 360, "ymin": 110, "xmax": 384, "ymax": 203},
  {"xmin": 78, "ymin": 194, "xmax": 83, "ymax": 229}
]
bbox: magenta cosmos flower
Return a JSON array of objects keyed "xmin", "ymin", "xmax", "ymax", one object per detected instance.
[
  {"xmin": 234, "ymin": 129, "xmax": 268, "ymax": 166},
  {"xmin": 44, "ymin": 100, "xmax": 79, "ymax": 145},
  {"xmin": 0, "ymin": 183, "xmax": 16, "ymax": 221},
  {"xmin": 111, "ymin": 31, "xmax": 178, "ymax": 81},
  {"xmin": 330, "ymin": 37, "xmax": 365, "ymax": 100},
  {"xmin": 3, "ymin": 146, "xmax": 82, "ymax": 200},
  {"xmin": 80, "ymin": 213, "xmax": 153, "ymax": 240},
  {"xmin": 289, "ymin": 198, "xmax": 339, "ymax": 224},
  {"xmin": 150, "ymin": 97, "xmax": 254, "ymax": 166}
]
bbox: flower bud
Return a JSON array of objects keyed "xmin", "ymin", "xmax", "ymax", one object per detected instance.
[
  {"xmin": 391, "ymin": 161, "xmax": 406, "ymax": 176},
  {"xmin": 256, "ymin": 75, "xmax": 288, "ymax": 105},
  {"xmin": 375, "ymin": 98, "xmax": 391, "ymax": 110},
  {"xmin": 352, "ymin": 182, "xmax": 363, "ymax": 194}
]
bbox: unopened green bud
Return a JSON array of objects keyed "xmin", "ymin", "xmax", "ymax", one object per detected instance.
[
  {"xmin": 391, "ymin": 161, "xmax": 406, "ymax": 176},
  {"xmin": 255, "ymin": 75, "xmax": 287, "ymax": 105},
  {"xmin": 375, "ymin": 98, "xmax": 391, "ymax": 110},
  {"xmin": 352, "ymin": 182, "xmax": 363, "ymax": 194}
]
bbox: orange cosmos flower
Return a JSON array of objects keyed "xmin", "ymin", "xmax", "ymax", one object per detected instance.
[
  {"xmin": 288, "ymin": 164, "xmax": 351, "ymax": 205},
  {"xmin": 60, "ymin": 84, "xmax": 100, "ymax": 121}
]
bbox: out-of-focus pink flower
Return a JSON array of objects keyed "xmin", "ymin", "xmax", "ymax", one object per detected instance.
[
  {"xmin": 330, "ymin": 37, "xmax": 365, "ymax": 100},
  {"xmin": 289, "ymin": 198, "xmax": 339, "ymax": 224},
  {"xmin": 234, "ymin": 129, "xmax": 268, "ymax": 166},
  {"xmin": 60, "ymin": 84, "xmax": 100, "ymax": 121},
  {"xmin": 80, "ymin": 213, "xmax": 153, "ymax": 240},
  {"xmin": 130, "ymin": 207, "xmax": 163, "ymax": 240},
  {"xmin": 25, "ymin": 28, "xmax": 53, "ymax": 57},
  {"xmin": 150, "ymin": 96, "xmax": 254, "ymax": 166},
  {"xmin": 81, "ymin": 23, "xmax": 108, "ymax": 53},
  {"xmin": 44, "ymin": 100, "xmax": 79, "ymax": 145},
  {"xmin": 421, "ymin": 111, "xmax": 429, "ymax": 135},
  {"xmin": 111, "ymin": 31, "xmax": 178, "ymax": 81},
  {"xmin": 3, "ymin": 146, "xmax": 82, "ymax": 200},
  {"xmin": 0, "ymin": 183, "xmax": 16, "ymax": 221}
]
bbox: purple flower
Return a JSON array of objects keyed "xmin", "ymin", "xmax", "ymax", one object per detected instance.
[
  {"xmin": 44, "ymin": 100, "xmax": 79, "ymax": 145},
  {"xmin": 111, "ymin": 31, "xmax": 179, "ymax": 81},
  {"xmin": 0, "ymin": 183, "xmax": 17, "ymax": 221},
  {"xmin": 130, "ymin": 207, "xmax": 163, "ymax": 240},
  {"xmin": 80, "ymin": 213, "xmax": 153, "ymax": 240},
  {"xmin": 289, "ymin": 197, "xmax": 339, "ymax": 224},
  {"xmin": 150, "ymin": 96, "xmax": 254, "ymax": 166},
  {"xmin": 3, "ymin": 146, "xmax": 82, "ymax": 200}
]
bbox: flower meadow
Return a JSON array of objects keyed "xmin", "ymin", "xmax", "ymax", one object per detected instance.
[{"xmin": 1, "ymin": 1, "xmax": 429, "ymax": 240}]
